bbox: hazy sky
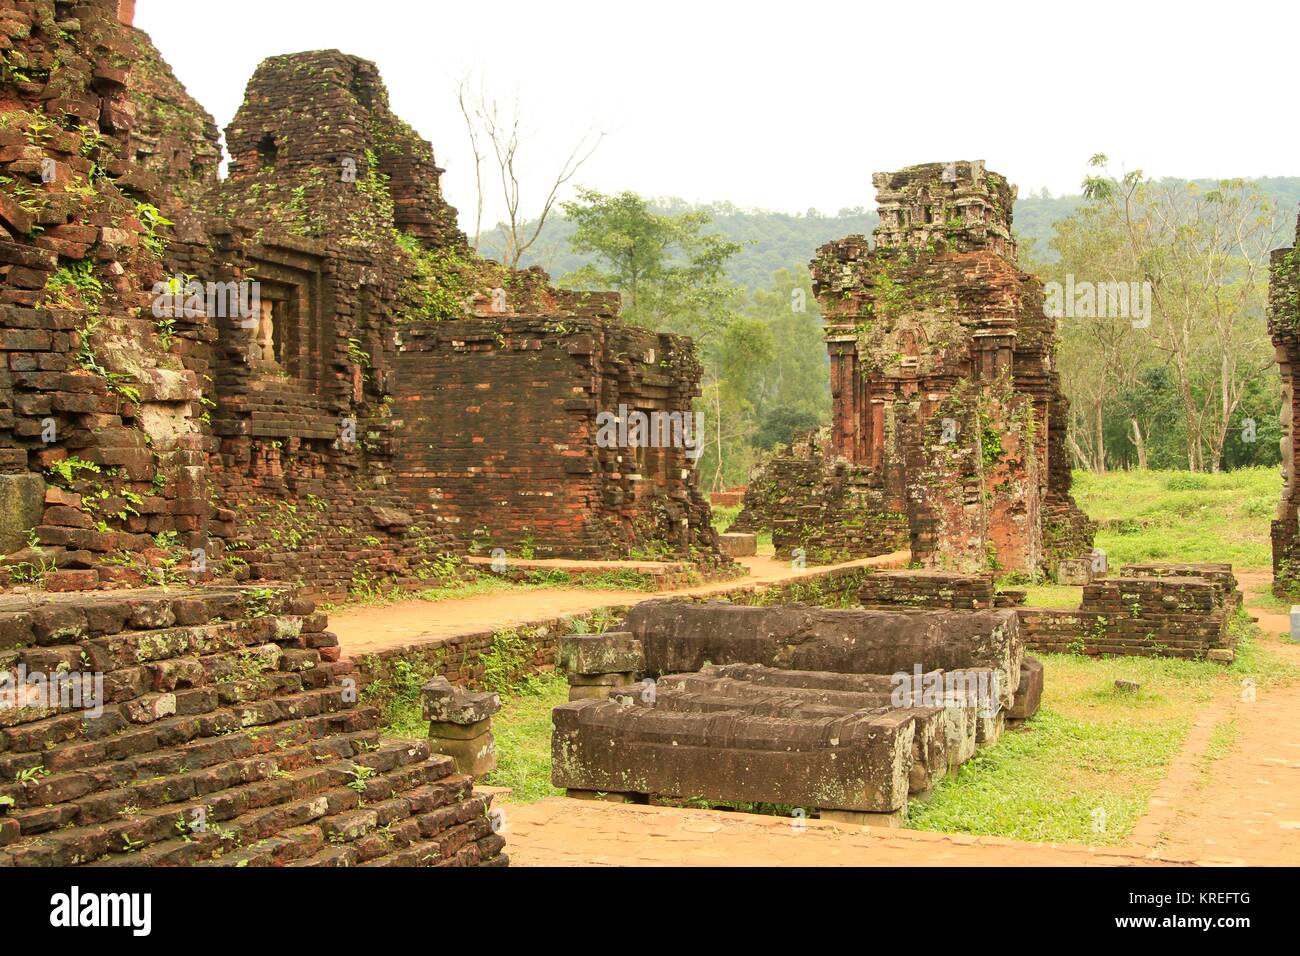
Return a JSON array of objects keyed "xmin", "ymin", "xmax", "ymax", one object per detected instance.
[{"xmin": 138, "ymin": 0, "xmax": 1299, "ymax": 229}]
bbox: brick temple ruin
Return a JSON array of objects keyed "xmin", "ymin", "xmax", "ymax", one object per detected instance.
[
  {"xmin": 0, "ymin": 0, "xmax": 732, "ymax": 867},
  {"xmin": 1269, "ymin": 211, "xmax": 1300, "ymax": 595},
  {"xmin": 735, "ymin": 161, "xmax": 1095, "ymax": 575},
  {"xmin": 0, "ymin": 1, "xmax": 726, "ymax": 603},
  {"xmin": 0, "ymin": 0, "xmax": 1255, "ymax": 868}
]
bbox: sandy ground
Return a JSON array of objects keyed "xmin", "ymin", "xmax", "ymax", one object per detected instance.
[{"xmin": 328, "ymin": 551, "xmax": 907, "ymax": 656}]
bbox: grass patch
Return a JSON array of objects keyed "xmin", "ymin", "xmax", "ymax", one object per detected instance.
[
  {"xmin": 1072, "ymin": 467, "xmax": 1275, "ymax": 569},
  {"xmin": 1019, "ymin": 583, "xmax": 1083, "ymax": 609},
  {"xmin": 909, "ymin": 611, "xmax": 1297, "ymax": 844},
  {"xmin": 711, "ymin": 504, "xmax": 741, "ymax": 532},
  {"xmin": 363, "ymin": 658, "xmax": 433, "ymax": 740},
  {"xmin": 483, "ymin": 671, "xmax": 568, "ymax": 803}
]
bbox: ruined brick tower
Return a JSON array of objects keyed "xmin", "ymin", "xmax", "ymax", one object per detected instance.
[
  {"xmin": 1267, "ymin": 212, "xmax": 1300, "ymax": 595},
  {"xmin": 739, "ymin": 161, "xmax": 1093, "ymax": 574}
]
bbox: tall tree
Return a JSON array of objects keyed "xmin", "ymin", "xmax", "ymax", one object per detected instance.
[
  {"xmin": 1041, "ymin": 156, "xmax": 1280, "ymax": 471},
  {"xmin": 456, "ymin": 77, "xmax": 603, "ymax": 269}
]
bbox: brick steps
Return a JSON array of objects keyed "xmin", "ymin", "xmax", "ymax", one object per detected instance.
[{"xmin": 0, "ymin": 585, "xmax": 505, "ymax": 867}]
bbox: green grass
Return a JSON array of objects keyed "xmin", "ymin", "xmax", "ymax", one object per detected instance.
[
  {"xmin": 909, "ymin": 612, "xmax": 1297, "ymax": 844},
  {"xmin": 483, "ymin": 671, "xmax": 568, "ymax": 802},
  {"xmin": 1071, "ymin": 466, "xmax": 1276, "ymax": 570},
  {"xmin": 711, "ymin": 503, "xmax": 773, "ymax": 552},
  {"xmin": 711, "ymin": 504, "xmax": 742, "ymax": 531},
  {"xmin": 1018, "ymin": 583, "xmax": 1083, "ymax": 609}
]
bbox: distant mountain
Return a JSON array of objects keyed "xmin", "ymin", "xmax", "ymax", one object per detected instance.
[{"xmin": 476, "ymin": 178, "xmax": 1300, "ymax": 293}]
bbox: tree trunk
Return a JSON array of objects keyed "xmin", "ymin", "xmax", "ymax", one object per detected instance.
[
  {"xmin": 1130, "ymin": 418, "xmax": 1149, "ymax": 469},
  {"xmin": 1093, "ymin": 398, "xmax": 1107, "ymax": 472}
]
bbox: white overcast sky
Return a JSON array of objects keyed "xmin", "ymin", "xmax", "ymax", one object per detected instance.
[{"xmin": 139, "ymin": 0, "xmax": 1300, "ymax": 229}]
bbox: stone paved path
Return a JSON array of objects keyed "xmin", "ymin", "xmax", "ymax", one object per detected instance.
[{"xmin": 1143, "ymin": 571, "xmax": 1300, "ymax": 866}]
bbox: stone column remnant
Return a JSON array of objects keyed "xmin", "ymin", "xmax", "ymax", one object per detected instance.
[{"xmin": 422, "ymin": 676, "xmax": 502, "ymax": 777}]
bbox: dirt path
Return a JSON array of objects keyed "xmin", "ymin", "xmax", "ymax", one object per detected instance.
[
  {"xmin": 500, "ymin": 799, "xmax": 1188, "ymax": 867},
  {"xmin": 1144, "ymin": 570, "xmax": 1300, "ymax": 865},
  {"xmin": 329, "ymin": 551, "xmax": 907, "ymax": 656}
]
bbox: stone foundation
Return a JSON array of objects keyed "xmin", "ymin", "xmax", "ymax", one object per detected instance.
[{"xmin": 553, "ymin": 600, "xmax": 1032, "ymax": 819}]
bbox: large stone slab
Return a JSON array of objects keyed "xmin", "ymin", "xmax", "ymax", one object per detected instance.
[
  {"xmin": 652, "ymin": 668, "xmax": 966, "ymax": 794},
  {"xmin": 622, "ymin": 601, "xmax": 1022, "ymax": 707},
  {"xmin": 552, "ymin": 697, "xmax": 915, "ymax": 812}
]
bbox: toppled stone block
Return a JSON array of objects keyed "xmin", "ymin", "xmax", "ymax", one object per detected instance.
[
  {"xmin": 0, "ymin": 474, "xmax": 45, "ymax": 555},
  {"xmin": 1114, "ymin": 679, "xmax": 1141, "ymax": 694},
  {"xmin": 623, "ymin": 601, "xmax": 1022, "ymax": 708},
  {"xmin": 1056, "ymin": 558, "xmax": 1093, "ymax": 586},
  {"xmin": 717, "ymin": 532, "xmax": 757, "ymax": 557},
  {"xmin": 552, "ymin": 697, "xmax": 915, "ymax": 813},
  {"xmin": 1007, "ymin": 656, "xmax": 1044, "ymax": 720},
  {"xmin": 557, "ymin": 631, "xmax": 644, "ymax": 676},
  {"xmin": 421, "ymin": 676, "xmax": 500, "ymax": 724}
]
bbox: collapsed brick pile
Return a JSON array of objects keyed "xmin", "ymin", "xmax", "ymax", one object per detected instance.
[
  {"xmin": 552, "ymin": 601, "xmax": 1043, "ymax": 824},
  {"xmin": 736, "ymin": 161, "xmax": 1094, "ymax": 575},
  {"xmin": 1018, "ymin": 563, "xmax": 1239, "ymax": 662},
  {"xmin": 0, "ymin": 585, "xmax": 505, "ymax": 866}
]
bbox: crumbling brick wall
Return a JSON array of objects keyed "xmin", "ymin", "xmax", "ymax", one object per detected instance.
[
  {"xmin": 0, "ymin": 0, "xmax": 218, "ymax": 590},
  {"xmin": 1269, "ymin": 212, "xmax": 1300, "ymax": 596},
  {"xmin": 394, "ymin": 304, "xmax": 721, "ymax": 560},
  {"xmin": 1, "ymin": 25, "xmax": 726, "ymax": 595},
  {"xmin": 1017, "ymin": 572, "xmax": 1237, "ymax": 662},
  {"xmin": 737, "ymin": 161, "xmax": 1093, "ymax": 574}
]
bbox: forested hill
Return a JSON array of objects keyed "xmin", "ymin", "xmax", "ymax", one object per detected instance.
[{"xmin": 479, "ymin": 177, "xmax": 1300, "ymax": 292}]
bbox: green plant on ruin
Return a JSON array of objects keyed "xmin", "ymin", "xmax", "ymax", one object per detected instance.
[
  {"xmin": 215, "ymin": 649, "xmax": 274, "ymax": 686},
  {"xmin": 354, "ymin": 148, "xmax": 394, "ymax": 218},
  {"xmin": 242, "ymin": 588, "xmax": 276, "ymax": 619},
  {"xmin": 0, "ymin": 50, "xmax": 33, "ymax": 85},
  {"xmin": 360, "ymin": 657, "xmax": 437, "ymax": 738},
  {"xmin": 346, "ymin": 337, "xmax": 371, "ymax": 379},
  {"xmin": 45, "ymin": 456, "xmax": 100, "ymax": 487},
  {"xmin": 478, "ymin": 628, "xmax": 547, "ymax": 695},
  {"xmin": 394, "ymin": 230, "xmax": 475, "ymax": 322},
  {"xmin": 6, "ymin": 557, "xmax": 54, "ymax": 587},
  {"xmin": 73, "ymin": 314, "xmax": 141, "ymax": 403},
  {"xmin": 44, "ymin": 259, "xmax": 102, "ymax": 313},
  {"xmin": 0, "ymin": 173, "xmax": 41, "ymax": 217},
  {"xmin": 345, "ymin": 764, "xmax": 377, "ymax": 794},
  {"xmin": 133, "ymin": 200, "xmax": 173, "ymax": 259}
]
